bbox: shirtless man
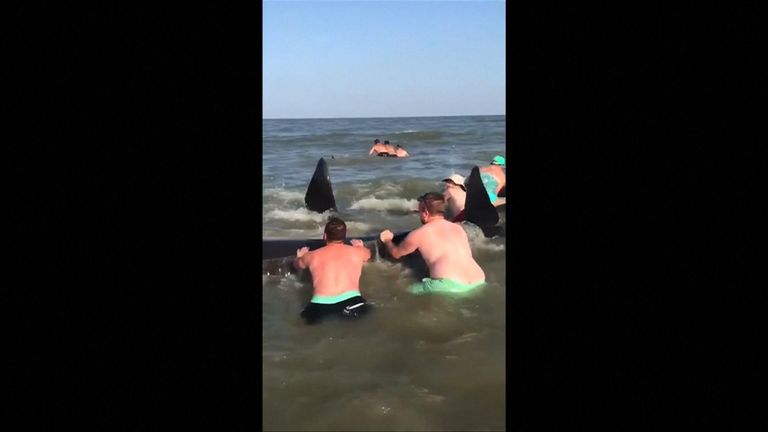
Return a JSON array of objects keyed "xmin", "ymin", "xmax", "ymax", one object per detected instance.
[
  {"xmin": 294, "ymin": 217, "xmax": 372, "ymax": 323},
  {"xmin": 479, "ymin": 155, "xmax": 506, "ymax": 204},
  {"xmin": 383, "ymin": 140, "xmax": 397, "ymax": 156},
  {"xmin": 441, "ymin": 174, "xmax": 467, "ymax": 222},
  {"xmin": 368, "ymin": 139, "xmax": 389, "ymax": 156},
  {"xmin": 379, "ymin": 192, "xmax": 485, "ymax": 294},
  {"xmin": 394, "ymin": 144, "xmax": 410, "ymax": 158}
]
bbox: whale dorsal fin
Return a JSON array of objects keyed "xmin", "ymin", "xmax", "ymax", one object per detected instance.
[{"xmin": 304, "ymin": 158, "xmax": 337, "ymax": 213}]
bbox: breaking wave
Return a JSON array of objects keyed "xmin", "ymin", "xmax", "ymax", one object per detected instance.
[
  {"xmin": 349, "ymin": 197, "xmax": 419, "ymax": 212},
  {"xmin": 264, "ymin": 208, "xmax": 330, "ymax": 222}
]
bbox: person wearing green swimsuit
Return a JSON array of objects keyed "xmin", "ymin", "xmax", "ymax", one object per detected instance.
[
  {"xmin": 294, "ymin": 217, "xmax": 372, "ymax": 323},
  {"xmin": 379, "ymin": 192, "xmax": 486, "ymax": 295}
]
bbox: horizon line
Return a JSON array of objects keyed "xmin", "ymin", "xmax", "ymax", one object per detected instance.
[{"xmin": 263, "ymin": 113, "xmax": 506, "ymax": 120}]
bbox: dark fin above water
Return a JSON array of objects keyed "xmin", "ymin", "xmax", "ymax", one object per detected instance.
[
  {"xmin": 464, "ymin": 166, "xmax": 500, "ymax": 228},
  {"xmin": 304, "ymin": 157, "xmax": 337, "ymax": 213}
]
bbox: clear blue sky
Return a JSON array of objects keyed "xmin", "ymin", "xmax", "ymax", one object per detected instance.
[{"xmin": 263, "ymin": 1, "xmax": 506, "ymax": 119}]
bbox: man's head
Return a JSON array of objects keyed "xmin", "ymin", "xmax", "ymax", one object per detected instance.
[
  {"xmin": 374, "ymin": 139, "xmax": 380, "ymax": 144},
  {"xmin": 396, "ymin": 144, "xmax": 402, "ymax": 148},
  {"xmin": 490, "ymin": 155, "xmax": 506, "ymax": 168},
  {"xmin": 323, "ymin": 217, "xmax": 347, "ymax": 243},
  {"xmin": 384, "ymin": 140, "xmax": 390, "ymax": 145},
  {"xmin": 442, "ymin": 174, "xmax": 466, "ymax": 192},
  {"xmin": 417, "ymin": 192, "xmax": 446, "ymax": 224}
]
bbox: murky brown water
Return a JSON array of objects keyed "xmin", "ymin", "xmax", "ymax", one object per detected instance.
[
  {"xmin": 263, "ymin": 227, "xmax": 506, "ymax": 431},
  {"xmin": 263, "ymin": 116, "xmax": 506, "ymax": 430}
]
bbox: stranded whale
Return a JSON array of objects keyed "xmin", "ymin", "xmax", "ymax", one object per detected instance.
[{"xmin": 262, "ymin": 158, "xmax": 505, "ymax": 273}]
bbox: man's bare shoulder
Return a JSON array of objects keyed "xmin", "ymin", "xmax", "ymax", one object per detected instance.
[
  {"xmin": 439, "ymin": 218, "xmax": 465, "ymax": 234},
  {"xmin": 407, "ymin": 224, "xmax": 428, "ymax": 237},
  {"xmin": 417, "ymin": 222, "xmax": 451, "ymax": 241},
  {"xmin": 319, "ymin": 244, "xmax": 365, "ymax": 257},
  {"xmin": 309, "ymin": 244, "xmax": 338, "ymax": 259},
  {"xmin": 303, "ymin": 247, "xmax": 321, "ymax": 259},
  {"xmin": 343, "ymin": 244, "xmax": 366, "ymax": 254}
]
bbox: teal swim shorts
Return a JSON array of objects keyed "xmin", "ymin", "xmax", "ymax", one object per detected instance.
[
  {"xmin": 409, "ymin": 278, "xmax": 486, "ymax": 295},
  {"xmin": 310, "ymin": 290, "xmax": 362, "ymax": 304}
]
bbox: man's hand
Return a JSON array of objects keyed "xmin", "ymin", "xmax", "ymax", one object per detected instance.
[
  {"xmin": 296, "ymin": 246, "xmax": 309, "ymax": 258},
  {"xmin": 350, "ymin": 239, "xmax": 364, "ymax": 247},
  {"xmin": 379, "ymin": 230, "xmax": 394, "ymax": 243}
]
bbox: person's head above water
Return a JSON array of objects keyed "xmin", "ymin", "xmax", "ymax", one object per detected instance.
[
  {"xmin": 384, "ymin": 140, "xmax": 390, "ymax": 145},
  {"xmin": 417, "ymin": 192, "xmax": 446, "ymax": 224},
  {"xmin": 490, "ymin": 155, "xmax": 506, "ymax": 168},
  {"xmin": 442, "ymin": 174, "xmax": 467, "ymax": 192},
  {"xmin": 373, "ymin": 139, "xmax": 380, "ymax": 144},
  {"xmin": 396, "ymin": 144, "xmax": 403, "ymax": 148},
  {"xmin": 323, "ymin": 217, "xmax": 346, "ymax": 243}
]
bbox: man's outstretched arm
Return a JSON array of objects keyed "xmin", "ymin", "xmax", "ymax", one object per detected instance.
[
  {"xmin": 350, "ymin": 239, "xmax": 372, "ymax": 262},
  {"xmin": 293, "ymin": 247, "xmax": 309, "ymax": 270},
  {"xmin": 379, "ymin": 230, "xmax": 418, "ymax": 260}
]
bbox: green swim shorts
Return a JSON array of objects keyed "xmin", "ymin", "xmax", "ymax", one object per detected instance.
[
  {"xmin": 310, "ymin": 290, "xmax": 362, "ymax": 304},
  {"xmin": 409, "ymin": 278, "xmax": 486, "ymax": 295}
]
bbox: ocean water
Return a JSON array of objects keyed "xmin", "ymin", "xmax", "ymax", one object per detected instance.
[{"xmin": 262, "ymin": 115, "xmax": 506, "ymax": 431}]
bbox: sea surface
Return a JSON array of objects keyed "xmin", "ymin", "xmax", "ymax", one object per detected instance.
[{"xmin": 262, "ymin": 115, "xmax": 506, "ymax": 431}]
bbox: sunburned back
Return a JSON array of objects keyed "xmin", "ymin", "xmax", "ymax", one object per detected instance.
[
  {"xmin": 415, "ymin": 219, "xmax": 485, "ymax": 283},
  {"xmin": 395, "ymin": 148, "xmax": 409, "ymax": 157},
  {"xmin": 306, "ymin": 244, "xmax": 365, "ymax": 297}
]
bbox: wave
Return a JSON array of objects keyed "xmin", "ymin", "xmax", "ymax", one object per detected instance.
[
  {"xmin": 345, "ymin": 221, "xmax": 373, "ymax": 233},
  {"xmin": 263, "ymin": 188, "xmax": 305, "ymax": 202},
  {"xmin": 349, "ymin": 197, "xmax": 419, "ymax": 212},
  {"xmin": 463, "ymin": 223, "xmax": 506, "ymax": 251},
  {"xmin": 390, "ymin": 130, "xmax": 444, "ymax": 141},
  {"xmin": 473, "ymin": 241, "xmax": 506, "ymax": 252},
  {"xmin": 263, "ymin": 208, "xmax": 330, "ymax": 222},
  {"xmin": 264, "ymin": 131, "xmax": 368, "ymax": 143}
]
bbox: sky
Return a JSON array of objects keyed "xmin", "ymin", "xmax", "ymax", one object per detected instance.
[{"xmin": 263, "ymin": 1, "xmax": 506, "ymax": 119}]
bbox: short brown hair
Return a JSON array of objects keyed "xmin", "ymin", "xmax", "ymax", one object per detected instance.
[
  {"xmin": 417, "ymin": 192, "xmax": 446, "ymax": 215},
  {"xmin": 324, "ymin": 217, "xmax": 347, "ymax": 241}
]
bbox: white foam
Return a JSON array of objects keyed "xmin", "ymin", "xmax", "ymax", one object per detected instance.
[
  {"xmin": 345, "ymin": 221, "xmax": 373, "ymax": 233},
  {"xmin": 264, "ymin": 208, "xmax": 330, "ymax": 222},
  {"xmin": 463, "ymin": 223, "xmax": 506, "ymax": 251},
  {"xmin": 270, "ymin": 227, "xmax": 324, "ymax": 237},
  {"xmin": 277, "ymin": 274, "xmax": 303, "ymax": 291},
  {"xmin": 263, "ymin": 188, "xmax": 304, "ymax": 202},
  {"xmin": 375, "ymin": 182, "xmax": 403, "ymax": 195},
  {"xmin": 462, "ymin": 223, "xmax": 487, "ymax": 241},
  {"xmin": 350, "ymin": 197, "xmax": 418, "ymax": 212},
  {"xmin": 474, "ymin": 242, "xmax": 506, "ymax": 252}
]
